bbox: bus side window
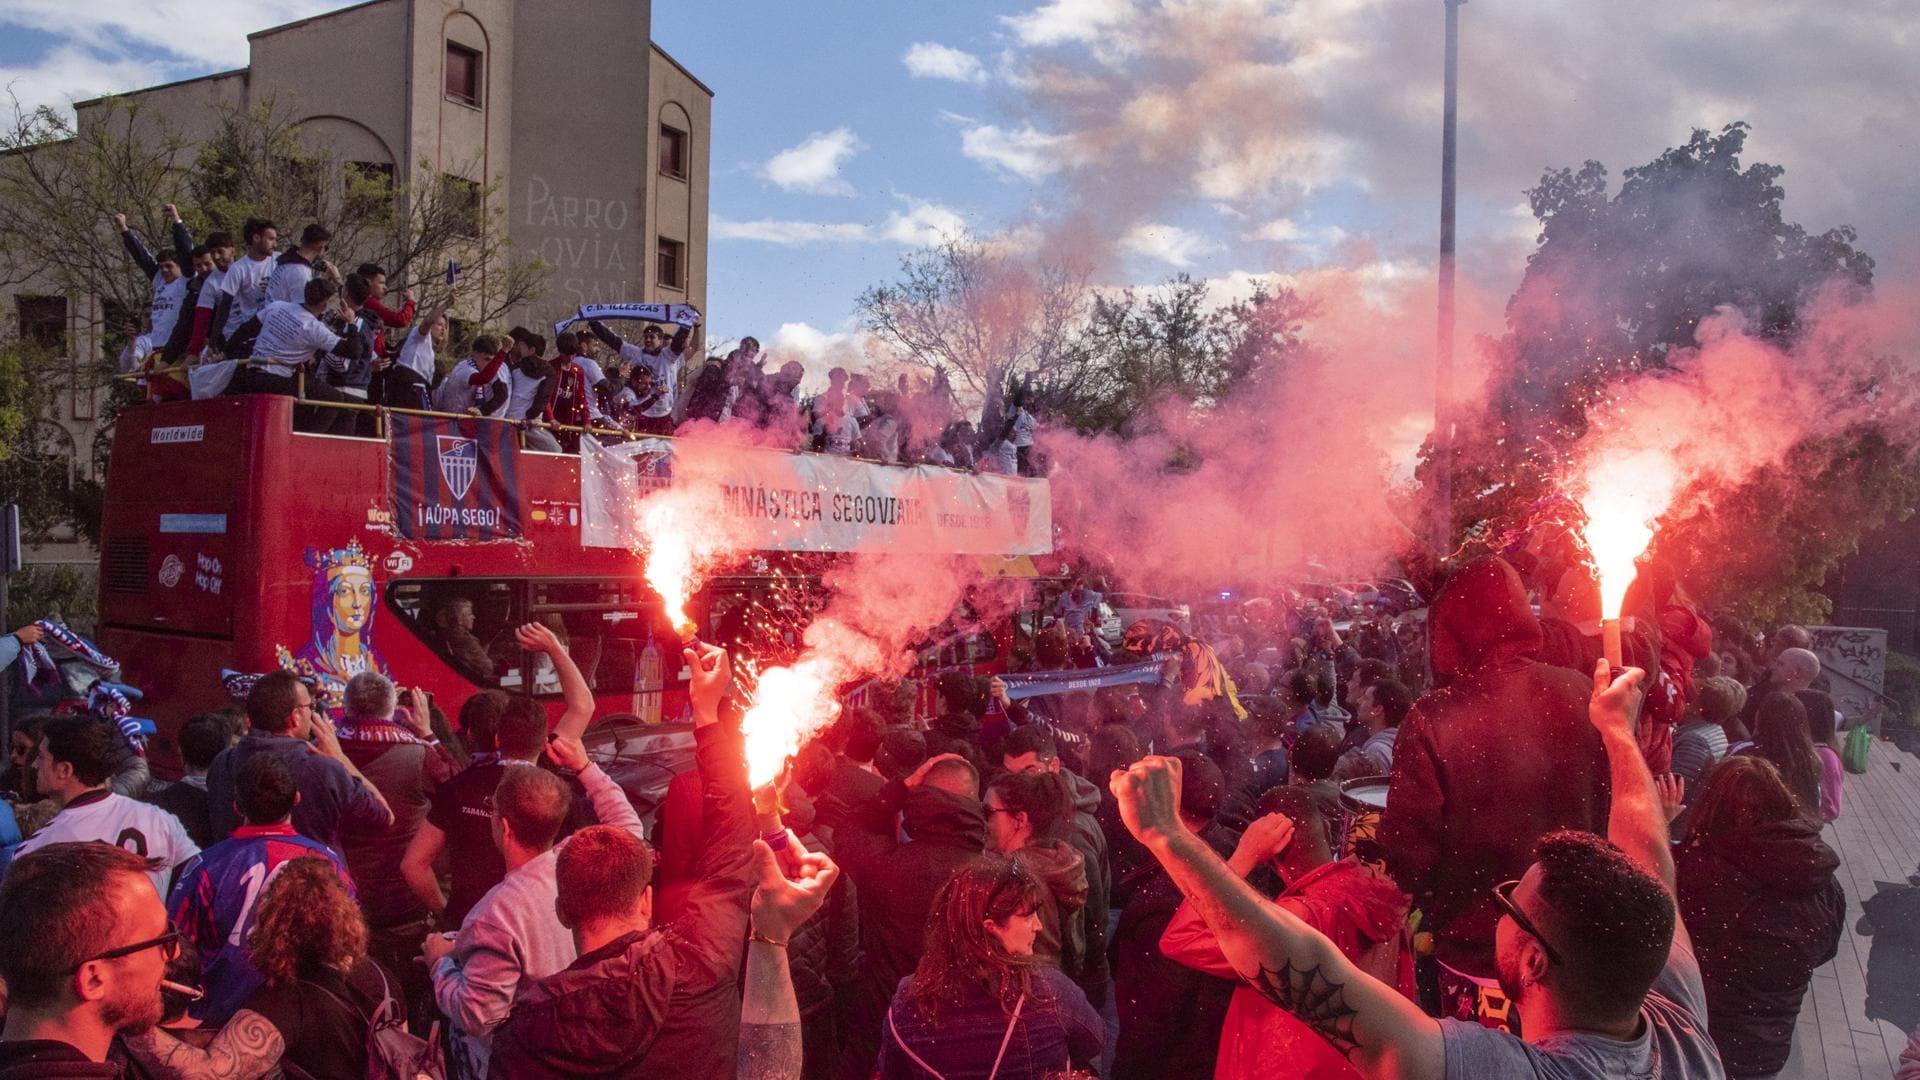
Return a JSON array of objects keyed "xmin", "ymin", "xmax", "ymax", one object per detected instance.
[{"xmin": 386, "ymin": 579, "xmax": 524, "ymax": 688}]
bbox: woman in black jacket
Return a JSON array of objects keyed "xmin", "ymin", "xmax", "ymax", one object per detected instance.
[{"xmin": 1677, "ymin": 755, "xmax": 1845, "ymax": 1078}]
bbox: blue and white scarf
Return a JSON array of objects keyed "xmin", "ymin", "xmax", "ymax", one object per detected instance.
[
  {"xmin": 19, "ymin": 620, "xmax": 119, "ymax": 690},
  {"xmin": 552, "ymin": 302, "xmax": 702, "ymax": 339}
]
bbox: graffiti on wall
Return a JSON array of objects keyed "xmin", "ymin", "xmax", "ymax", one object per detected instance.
[{"xmin": 1808, "ymin": 625, "xmax": 1888, "ymax": 728}]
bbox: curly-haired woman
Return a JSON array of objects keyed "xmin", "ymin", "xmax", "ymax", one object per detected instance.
[
  {"xmin": 879, "ymin": 853, "xmax": 1103, "ymax": 1080},
  {"xmin": 124, "ymin": 857, "xmax": 405, "ymax": 1080}
]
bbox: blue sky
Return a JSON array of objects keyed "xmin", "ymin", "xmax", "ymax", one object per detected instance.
[{"xmin": 3, "ymin": 0, "xmax": 1915, "ymax": 371}]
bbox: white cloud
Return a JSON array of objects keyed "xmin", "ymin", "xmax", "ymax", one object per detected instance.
[
  {"xmin": 760, "ymin": 127, "xmax": 863, "ymax": 196},
  {"xmin": 960, "ymin": 124, "xmax": 1075, "ymax": 181},
  {"xmin": 882, "ymin": 199, "xmax": 967, "ymax": 246},
  {"xmin": 1002, "ymin": 0, "xmax": 1136, "ymax": 48},
  {"xmin": 766, "ymin": 321, "xmax": 881, "ymax": 394},
  {"xmin": 1121, "ymin": 223, "xmax": 1220, "ymax": 268},
  {"xmin": 712, "ymin": 217, "xmax": 872, "ymax": 245},
  {"xmin": 0, "ymin": 43, "xmax": 175, "ymax": 119},
  {"xmin": 903, "ymin": 42, "xmax": 987, "ymax": 84},
  {"xmin": 1250, "ymin": 218, "xmax": 1303, "ymax": 243},
  {"xmin": 712, "ymin": 198, "xmax": 967, "ymax": 249},
  {"xmin": 0, "ymin": 0, "xmax": 336, "ymax": 70}
]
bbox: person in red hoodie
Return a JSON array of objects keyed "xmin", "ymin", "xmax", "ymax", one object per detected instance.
[
  {"xmin": 1161, "ymin": 786, "xmax": 1411, "ymax": 1080},
  {"xmin": 1377, "ymin": 556, "xmax": 1610, "ymax": 1032}
]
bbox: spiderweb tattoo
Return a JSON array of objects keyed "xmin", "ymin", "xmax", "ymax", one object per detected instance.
[{"xmin": 1253, "ymin": 961, "xmax": 1362, "ymax": 1058}]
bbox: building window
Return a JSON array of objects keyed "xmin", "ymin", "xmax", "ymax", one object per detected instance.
[
  {"xmin": 345, "ymin": 161, "xmax": 396, "ymax": 218},
  {"xmin": 656, "ymin": 237, "xmax": 685, "ymax": 290},
  {"xmin": 16, "ymin": 295, "xmax": 67, "ymax": 353},
  {"xmin": 446, "ymin": 43, "xmax": 482, "ymax": 107},
  {"xmin": 443, "ymin": 176, "xmax": 483, "ymax": 238},
  {"xmin": 658, "ymin": 125, "xmax": 687, "ymax": 179}
]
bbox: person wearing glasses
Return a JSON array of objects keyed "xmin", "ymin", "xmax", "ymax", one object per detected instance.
[
  {"xmin": 12, "ymin": 715, "xmax": 200, "ymax": 897},
  {"xmin": 1109, "ymin": 659, "xmax": 1728, "ymax": 1080},
  {"xmin": 204, "ymin": 671, "xmax": 392, "ymax": 847},
  {"xmin": 0, "ymin": 842, "xmax": 178, "ymax": 1075},
  {"xmin": 124, "ymin": 857, "xmax": 404, "ymax": 1080}
]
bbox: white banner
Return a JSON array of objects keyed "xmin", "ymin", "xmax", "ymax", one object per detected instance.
[{"xmin": 580, "ymin": 437, "xmax": 1051, "ymax": 555}]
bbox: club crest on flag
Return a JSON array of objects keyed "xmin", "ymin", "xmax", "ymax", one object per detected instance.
[
  {"xmin": 1006, "ymin": 486, "xmax": 1032, "ymax": 533},
  {"xmin": 436, "ymin": 435, "xmax": 480, "ymax": 499}
]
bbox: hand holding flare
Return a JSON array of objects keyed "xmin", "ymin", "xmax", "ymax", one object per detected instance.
[{"xmin": 1577, "ymin": 448, "xmax": 1678, "ymax": 669}]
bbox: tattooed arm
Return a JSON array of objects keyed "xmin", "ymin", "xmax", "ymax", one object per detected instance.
[
  {"xmin": 1113, "ymin": 756, "xmax": 1443, "ymax": 1080},
  {"xmin": 121, "ymin": 1009, "xmax": 286, "ymax": 1079}
]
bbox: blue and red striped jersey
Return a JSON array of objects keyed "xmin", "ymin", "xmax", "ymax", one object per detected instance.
[{"xmin": 166, "ymin": 823, "xmax": 355, "ymax": 1023}]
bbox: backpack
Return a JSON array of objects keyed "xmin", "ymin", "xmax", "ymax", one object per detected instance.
[
  {"xmin": 1843, "ymin": 723, "xmax": 1873, "ymax": 775},
  {"xmin": 297, "ymin": 964, "xmax": 446, "ymax": 1080}
]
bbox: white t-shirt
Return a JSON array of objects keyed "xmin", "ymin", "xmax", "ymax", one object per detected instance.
[
  {"xmin": 264, "ymin": 255, "xmax": 315, "ymax": 305},
  {"xmin": 120, "ymin": 334, "xmax": 155, "ymax": 374},
  {"xmin": 1012, "ymin": 407, "xmax": 1036, "ymax": 448},
  {"xmin": 822, "ymin": 413, "xmax": 862, "ymax": 455},
  {"xmin": 195, "ymin": 266, "xmax": 228, "ymax": 311},
  {"xmin": 396, "ymin": 324, "xmax": 437, "ymax": 382},
  {"xmin": 148, "ymin": 273, "xmax": 189, "ymax": 344},
  {"xmin": 435, "ymin": 357, "xmax": 511, "ymax": 417},
  {"xmin": 15, "ymin": 790, "xmax": 200, "ymax": 896},
  {"xmin": 249, "ymin": 300, "xmax": 343, "ymax": 379},
  {"xmin": 220, "ymin": 253, "xmax": 277, "ymax": 335},
  {"xmin": 617, "ymin": 342, "xmax": 682, "ymax": 418},
  {"xmin": 507, "ymin": 365, "xmax": 546, "ymax": 420}
]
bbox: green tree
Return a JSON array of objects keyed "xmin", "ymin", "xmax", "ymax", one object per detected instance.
[
  {"xmin": 1038, "ymin": 275, "xmax": 1312, "ymax": 438},
  {"xmin": 1424, "ymin": 123, "xmax": 1911, "ymax": 620}
]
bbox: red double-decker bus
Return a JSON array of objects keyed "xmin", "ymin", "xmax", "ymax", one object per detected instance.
[
  {"xmin": 97, "ymin": 395, "xmax": 1057, "ymax": 778},
  {"xmin": 95, "ymin": 395, "xmax": 834, "ymax": 776}
]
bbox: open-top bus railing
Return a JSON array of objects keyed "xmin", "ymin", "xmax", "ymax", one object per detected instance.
[{"xmin": 115, "ymin": 366, "xmax": 985, "ymax": 471}]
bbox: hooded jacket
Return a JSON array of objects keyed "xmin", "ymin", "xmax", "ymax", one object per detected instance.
[
  {"xmin": 841, "ymin": 785, "xmax": 987, "ymax": 1080},
  {"xmin": 1015, "ymin": 837, "xmax": 1088, "ymax": 969},
  {"xmin": 1161, "ymin": 859, "xmax": 1412, "ymax": 1080},
  {"xmin": 1052, "ymin": 769, "xmax": 1113, "ymax": 1008},
  {"xmin": 1377, "ymin": 556, "xmax": 1610, "ymax": 976},
  {"xmin": 1677, "ymin": 816, "xmax": 1844, "ymax": 1077},
  {"xmin": 486, "ymin": 723, "xmax": 755, "ymax": 1078}
]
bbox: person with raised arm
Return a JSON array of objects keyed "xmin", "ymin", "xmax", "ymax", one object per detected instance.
[
  {"xmin": 1108, "ymin": 660, "xmax": 1727, "ymax": 1080},
  {"xmin": 114, "ymin": 204, "xmax": 194, "ymax": 352},
  {"xmin": 584, "ymin": 318, "xmax": 692, "ymax": 434},
  {"xmin": 486, "ymin": 641, "xmax": 760, "ymax": 1078},
  {"xmin": 738, "ymin": 831, "xmax": 841, "ymax": 1080}
]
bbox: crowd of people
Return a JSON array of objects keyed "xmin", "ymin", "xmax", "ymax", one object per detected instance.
[
  {"xmin": 3, "ymin": 551, "xmax": 1915, "ymax": 1079},
  {"xmin": 113, "ymin": 208, "xmax": 1044, "ymax": 474}
]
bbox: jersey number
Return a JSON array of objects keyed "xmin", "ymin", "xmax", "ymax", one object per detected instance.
[
  {"xmin": 115, "ymin": 828, "xmax": 149, "ymax": 857},
  {"xmin": 228, "ymin": 861, "xmax": 295, "ymax": 947}
]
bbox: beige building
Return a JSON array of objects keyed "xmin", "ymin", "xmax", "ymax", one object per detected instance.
[{"xmin": 9, "ymin": 0, "xmax": 711, "ymax": 572}]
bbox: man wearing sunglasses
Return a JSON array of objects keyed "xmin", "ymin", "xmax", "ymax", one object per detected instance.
[
  {"xmin": 1111, "ymin": 660, "xmax": 1726, "ymax": 1079},
  {"xmin": 0, "ymin": 842, "xmax": 175, "ymax": 1074}
]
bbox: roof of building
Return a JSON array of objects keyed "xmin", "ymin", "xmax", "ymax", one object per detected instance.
[
  {"xmin": 248, "ymin": 0, "xmax": 394, "ymax": 40},
  {"xmin": 651, "ymin": 42, "xmax": 715, "ymax": 98},
  {"xmin": 72, "ymin": 67, "xmax": 248, "ymax": 110}
]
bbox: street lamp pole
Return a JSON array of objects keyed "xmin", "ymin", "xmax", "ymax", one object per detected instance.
[{"xmin": 1432, "ymin": 0, "xmax": 1465, "ymax": 560}]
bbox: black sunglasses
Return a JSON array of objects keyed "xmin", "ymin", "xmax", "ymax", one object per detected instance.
[
  {"xmin": 73, "ymin": 926, "xmax": 183, "ymax": 971},
  {"xmin": 1491, "ymin": 880, "xmax": 1563, "ymax": 967}
]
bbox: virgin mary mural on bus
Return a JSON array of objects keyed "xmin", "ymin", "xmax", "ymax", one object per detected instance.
[{"xmin": 277, "ymin": 538, "xmax": 390, "ymax": 702}]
